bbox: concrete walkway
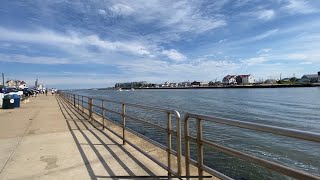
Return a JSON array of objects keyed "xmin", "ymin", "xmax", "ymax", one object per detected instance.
[{"xmin": 0, "ymin": 95, "xmax": 166, "ymax": 180}]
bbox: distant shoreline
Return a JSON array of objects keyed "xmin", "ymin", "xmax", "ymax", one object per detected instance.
[{"xmin": 96, "ymin": 83, "xmax": 320, "ymax": 90}]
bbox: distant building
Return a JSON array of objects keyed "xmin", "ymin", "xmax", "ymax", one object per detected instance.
[
  {"xmin": 178, "ymin": 81, "xmax": 191, "ymax": 87},
  {"xmin": 191, "ymin": 81, "xmax": 201, "ymax": 87},
  {"xmin": 264, "ymin": 79, "xmax": 277, "ymax": 84},
  {"xmin": 236, "ymin": 74, "xmax": 255, "ymax": 84},
  {"xmin": 162, "ymin": 81, "xmax": 170, "ymax": 87},
  {"xmin": 115, "ymin": 81, "xmax": 148, "ymax": 88},
  {"xmin": 6, "ymin": 80, "xmax": 27, "ymax": 88},
  {"xmin": 6, "ymin": 80, "xmax": 16, "ymax": 87},
  {"xmin": 200, "ymin": 82, "xmax": 209, "ymax": 86},
  {"xmin": 19, "ymin": 81, "xmax": 27, "ymax": 89},
  {"xmin": 300, "ymin": 74, "xmax": 319, "ymax": 83},
  {"xmin": 168, "ymin": 82, "xmax": 177, "ymax": 87},
  {"xmin": 222, "ymin": 75, "xmax": 237, "ymax": 84}
]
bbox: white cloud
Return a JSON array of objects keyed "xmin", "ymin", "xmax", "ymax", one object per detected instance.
[
  {"xmin": 242, "ymin": 56, "xmax": 267, "ymax": 65},
  {"xmin": 0, "ymin": 27, "xmax": 155, "ymax": 57},
  {"xmin": 98, "ymin": 9, "xmax": 107, "ymax": 15},
  {"xmin": 112, "ymin": 0, "xmax": 226, "ymax": 35},
  {"xmin": 287, "ymin": 53, "xmax": 307, "ymax": 60},
  {"xmin": 162, "ymin": 49, "xmax": 186, "ymax": 62},
  {"xmin": 257, "ymin": 48, "xmax": 272, "ymax": 54},
  {"xmin": 286, "ymin": 52, "xmax": 320, "ymax": 63},
  {"xmin": 256, "ymin": 9, "xmax": 275, "ymax": 21},
  {"xmin": 252, "ymin": 29, "xmax": 279, "ymax": 41},
  {"xmin": 231, "ymin": 29, "xmax": 279, "ymax": 46},
  {"xmin": 0, "ymin": 54, "xmax": 71, "ymax": 64},
  {"xmin": 282, "ymin": 0, "xmax": 319, "ymax": 14},
  {"xmin": 299, "ymin": 61, "xmax": 312, "ymax": 65},
  {"xmin": 110, "ymin": 3, "xmax": 134, "ymax": 16}
]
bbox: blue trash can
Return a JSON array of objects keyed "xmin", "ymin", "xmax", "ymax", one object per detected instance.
[
  {"xmin": 2, "ymin": 95, "xmax": 15, "ymax": 109},
  {"xmin": 12, "ymin": 94, "xmax": 21, "ymax": 108}
]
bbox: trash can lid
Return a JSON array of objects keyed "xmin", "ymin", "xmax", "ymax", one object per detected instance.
[
  {"xmin": 3, "ymin": 95, "xmax": 12, "ymax": 99},
  {"xmin": 11, "ymin": 94, "xmax": 20, "ymax": 98}
]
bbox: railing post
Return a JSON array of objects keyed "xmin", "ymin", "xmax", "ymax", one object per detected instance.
[
  {"xmin": 167, "ymin": 112, "xmax": 172, "ymax": 176},
  {"xmin": 89, "ymin": 98, "xmax": 93, "ymax": 121},
  {"xmin": 184, "ymin": 113, "xmax": 190, "ymax": 179},
  {"xmin": 197, "ymin": 118, "xmax": 203, "ymax": 180},
  {"xmin": 175, "ymin": 111, "xmax": 182, "ymax": 176},
  {"xmin": 82, "ymin": 96, "xmax": 84, "ymax": 112},
  {"xmin": 122, "ymin": 103, "xmax": 126, "ymax": 145},
  {"xmin": 102, "ymin": 100, "xmax": 105, "ymax": 130},
  {"xmin": 77, "ymin": 95, "xmax": 80, "ymax": 110}
]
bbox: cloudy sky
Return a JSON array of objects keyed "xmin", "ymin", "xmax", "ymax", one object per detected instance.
[{"xmin": 1, "ymin": 0, "xmax": 320, "ymax": 88}]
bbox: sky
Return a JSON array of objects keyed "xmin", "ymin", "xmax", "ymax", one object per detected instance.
[{"xmin": 0, "ymin": 0, "xmax": 320, "ymax": 89}]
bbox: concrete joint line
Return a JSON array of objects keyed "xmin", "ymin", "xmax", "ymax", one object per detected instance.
[{"xmin": 0, "ymin": 109, "xmax": 41, "ymax": 174}]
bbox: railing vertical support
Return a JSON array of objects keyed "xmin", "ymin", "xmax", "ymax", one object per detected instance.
[
  {"xmin": 167, "ymin": 112, "xmax": 172, "ymax": 176},
  {"xmin": 122, "ymin": 103, "xmax": 126, "ymax": 145},
  {"xmin": 89, "ymin": 97, "xmax": 93, "ymax": 121},
  {"xmin": 77, "ymin": 95, "xmax": 80, "ymax": 110},
  {"xmin": 184, "ymin": 113, "xmax": 190, "ymax": 179},
  {"xmin": 82, "ymin": 96, "xmax": 84, "ymax": 112},
  {"xmin": 197, "ymin": 118, "xmax": 203, "ymax": 180},
  {"xmin": 102, "ymin": 100, "xmax": 105, "ymax": 130},
  {"xmin": 175, "ymin": 111, "xmax": 182, "ymax": 176},
  {"xmin": 73, "ymin": 94, "xmax": 76, "ymax": 107}
]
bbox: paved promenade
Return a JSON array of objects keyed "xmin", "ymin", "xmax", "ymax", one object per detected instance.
[{"xmin": 0, "ymin": 95, "xmax": 167, "ymax": 180}]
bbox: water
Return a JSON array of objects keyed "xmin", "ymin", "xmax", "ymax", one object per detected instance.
[{"xmin": 71, "ymin": 88, "xmax": 320, "ymax": 179}]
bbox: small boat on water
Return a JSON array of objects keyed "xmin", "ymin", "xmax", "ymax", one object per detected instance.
[{"xmin": 118, "ymin": 88, "xmax": 122, "ymax": 91}]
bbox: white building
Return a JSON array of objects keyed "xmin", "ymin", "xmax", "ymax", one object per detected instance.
[
  {"xmin": 236, "ymin": 75, "xmax": 255, "ymax": 84},
  {"xmin": 222, "ymin": 75, "xmax": 237, "ymax": 84},
  {"xmin": 200, "ymin": 82, "xmax": 209, "ymax": 86}
]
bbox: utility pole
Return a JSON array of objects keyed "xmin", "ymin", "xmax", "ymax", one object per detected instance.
[{"xmin": 2, "ymin": 73, "xmax": 4, "ymax": 87}]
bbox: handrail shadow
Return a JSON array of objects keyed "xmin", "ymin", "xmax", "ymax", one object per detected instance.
[{"xmin": 56, "ymin": 95, "xmax": 157, "ymax": 179}]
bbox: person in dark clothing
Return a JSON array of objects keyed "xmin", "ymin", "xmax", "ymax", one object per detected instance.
[{"xmin": 45, "ymin": 89, "xmax": 48, "ymax": 96}]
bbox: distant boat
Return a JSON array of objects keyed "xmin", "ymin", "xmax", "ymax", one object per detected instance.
[
  {"xmin": 131, "ymin": 88, "xmax": 135, "ymax": 91},
  {"xmin": 118, "ymin": 88, "xmax": 122, "ymax": 91}
]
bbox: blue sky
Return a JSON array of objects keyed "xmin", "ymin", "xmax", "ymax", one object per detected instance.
[{"xmin": 0, "ymin": 0, "xmax": 320, "ymax": 88}]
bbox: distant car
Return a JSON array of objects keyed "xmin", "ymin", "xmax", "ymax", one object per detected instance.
[{"xmin": 2, "ymin": 87, "xmax": 23, "ymax": 96}]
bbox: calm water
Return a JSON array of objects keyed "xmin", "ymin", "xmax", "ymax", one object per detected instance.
[{"xmin": 72, "ymin": 88, "xmax": 320, "ymax": 179}]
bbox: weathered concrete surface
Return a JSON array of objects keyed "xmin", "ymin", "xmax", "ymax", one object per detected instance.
[{"xmin": 0, "ymin": 95, "xmax": 168, "ymax": 180}]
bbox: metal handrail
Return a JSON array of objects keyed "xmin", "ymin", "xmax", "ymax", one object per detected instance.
[
  {"xmin": 184, "ymin": 112, "xmax": 320, "ymax": 180},
  {"xmin": 60, "ymin": 92, "xmax": 182, "ymax": 176}
]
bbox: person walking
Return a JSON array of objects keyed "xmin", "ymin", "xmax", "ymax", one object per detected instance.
[
  {"xmin": 51, "ymin": 88, "xmax": 54, "ymax": 96},
  {"xmin": 45, "ymin": 88, "xmax": 48, "ymax": 96}
]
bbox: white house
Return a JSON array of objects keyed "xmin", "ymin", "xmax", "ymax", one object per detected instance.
[
  {"xmin": 200, "ymin": 82, "xmax": 209, "ymax": 86},
  {"xmin": 236, "ymin": 75, "xmax": 255, "ymax": 84},
  {"xmin": 18, "ymin": 81, "xmax": 27, "ymax": 89},
  {"xmin": 222, "ymin": 75, "xmax": 237, "ymax": 84}
]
